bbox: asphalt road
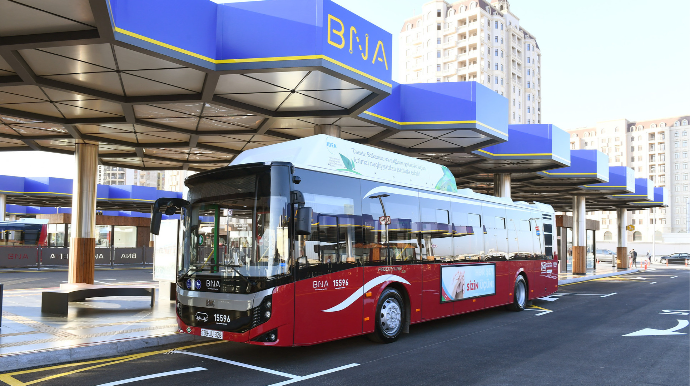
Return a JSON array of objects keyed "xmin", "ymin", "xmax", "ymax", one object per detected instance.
[
  {"xmin": 2, "ymin": 267, "xmax": 688, "ymax": 386},
  {"xmin": 0, "ymin": 269, "xmax": 155, "ymax": 289}
]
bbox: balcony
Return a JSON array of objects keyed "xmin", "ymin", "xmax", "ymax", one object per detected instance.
[
  {"xmin": 442, "ymin": 54, "xmax": 456, "ymax": 63},
  {"xmin": 457, "ymin": 52, "xmax": 468, "ymax": 60},
  {"xmin": 442, "ymin": 40, "xmax": 455, "ymax": 49},
  {"xmin": 469, "ymin": 35, "xmax": 478, "ymax": 43},
  {"xmin": 442, "ymin": 68, "xmax": 456, "ymax": 76},
  {"xmin": 443, "ymin": 26, "xmax": 457, "ymax": 35}
]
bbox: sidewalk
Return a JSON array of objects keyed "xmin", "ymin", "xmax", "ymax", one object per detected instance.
[
  {"xmin": 0, "ymin": 282, "xmax": 204, "ymax": 372},
  {"xmin": 558, "ymin": 263, "xmax": 641, "ymax": 285}
]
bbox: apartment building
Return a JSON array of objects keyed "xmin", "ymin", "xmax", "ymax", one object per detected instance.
[
  {"xmin": 568, "ymin": 115, "xmax": 690, "ymax": 242},
  {"xmin": 98, "ymin": 166, "xmax": 165, "ymax": 190},
  {"xmin": 399, "ymin": 0, "xmax": 541, "ymax": 124},
  {"xmin": 98, "ymin": 166, "xmax": 134, "ymax": 186}
]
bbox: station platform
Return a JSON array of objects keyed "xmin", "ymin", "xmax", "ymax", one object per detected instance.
[
  {"xmin": 0, "ymin": 272, "xmax": 205, "ymax": 372},
  {"xmin": 0, "ymin": 266, "xmax": 641, "ymax": 372}
]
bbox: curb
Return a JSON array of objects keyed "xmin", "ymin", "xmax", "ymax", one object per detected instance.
[
  {"xmin": 558, "ymin": 268, "xmax": 639, "ymax": 286},
  {"xmin": 0, "ymin": 332, "xmax": 209, "ymax": 372}
]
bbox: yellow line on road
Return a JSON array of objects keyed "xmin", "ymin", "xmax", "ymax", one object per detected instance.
[
  {"xmin": 529, "ymin": 305, "xmax": 552, "ymax": 312},
  {"xmin": 0, "ymin": 340, "xmax": 225, "ymax": 386}
]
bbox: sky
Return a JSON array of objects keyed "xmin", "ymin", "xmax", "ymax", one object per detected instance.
[{"xmin": 2, "ymin": 0, "xmax": 689, "ymax": 179}]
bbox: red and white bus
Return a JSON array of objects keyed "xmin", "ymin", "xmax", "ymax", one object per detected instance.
[{"xmin": 152, "ymin": 135, "xmax": 558, "ymax": 346}]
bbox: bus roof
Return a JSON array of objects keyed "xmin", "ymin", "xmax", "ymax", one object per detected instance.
[{"xmin": 230, "ymin": 135, "xmax": 553, "ymax": 213}]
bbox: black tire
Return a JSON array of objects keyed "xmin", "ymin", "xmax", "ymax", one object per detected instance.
[
  {"xmin": 506, "ymin": 275, "xmax": 527, "ymax": 312},
  {"xmin": 368, "ymin": 288, "xmax": 404, "ymax": 344},
  {"xmin": 660, "ymin": 258, "xmax": 667, "ymax": 264}
]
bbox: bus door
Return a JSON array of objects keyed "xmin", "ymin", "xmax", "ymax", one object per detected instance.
[
  {"xmin": 419, "ymin": 196, "xmax": 453, "ymax": 320},
  {"xmin": 294, "ymin": 214, "xmax": 363, "ymax": 345}
]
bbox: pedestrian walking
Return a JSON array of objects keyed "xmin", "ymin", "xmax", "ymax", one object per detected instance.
[
  {"xmin": 631, "ymin": 249, "xmax": 637, "ymax": 268},
  {"xmin": 646, "ymin": 250, "xmax": 651, "ymax": 265}
]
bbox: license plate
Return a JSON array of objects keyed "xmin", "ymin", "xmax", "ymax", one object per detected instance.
[{"xmin": 200, "ymin": 329, "xmax": 223, "ymax": 339}]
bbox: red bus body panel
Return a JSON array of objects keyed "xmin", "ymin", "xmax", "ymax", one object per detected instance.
[{"xmin": 177, "ymin": 260, "xmax": 558, "ymax": 347}]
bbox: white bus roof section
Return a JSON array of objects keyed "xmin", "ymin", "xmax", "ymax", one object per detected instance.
[
  {"xmin": 232, "ymin": 135, "xmax": 458, "ymax": 193},
  {"xmin": 230, "ymin": 135, "xmax": 554, "ymax": 212}
]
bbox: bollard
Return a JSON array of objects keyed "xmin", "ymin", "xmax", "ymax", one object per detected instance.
[{"xmin": 0, "ymin": 283, "xmax": 3, "ymax": 327}]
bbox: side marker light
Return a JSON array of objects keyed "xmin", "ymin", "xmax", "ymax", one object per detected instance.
[
  {"xmin": 365, "ymin": 292, "xmax": 372, "ymax": 297},
  {"xmin": 364, "ymin": 317, "xmax": 370, "ymax": 321}
]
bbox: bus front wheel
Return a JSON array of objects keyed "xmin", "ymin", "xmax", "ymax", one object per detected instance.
[
  {"xmin": 506, "ymin": 276, "xmax": 527, "ymax": 312},
  {"xmin": 368, "ymin": 288, "xmax": 404, "ymax": 343}
]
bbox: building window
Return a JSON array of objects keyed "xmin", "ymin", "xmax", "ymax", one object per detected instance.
[
  {"xmin": 495, "ymin": 35, "xmax": 498, "ymax": 43},
  {"xmin": 495, "ymin": 49, "xmax": 498, "ymax": 56},
  {"xmin": 527, "ymin": 81, "xmax": 531, "ymax": 88},
  {"xmin": 437, "ymin": 64, "xmax": 441, "ymax": 71},
  {"xmin": 527, "ymin": 107, "xmax": 530, "ymax": 113},
  {"xmin": 527, "ymin": 43, "xmax": 531, "ymax": 51},
  {"xmin": 528, "ymin": 94, "xmax": 531, "ymax": 101},
  {"xmin": 437, "ymin": 38, "xmax": 441, "ymax": 44},
  {"xmin": 527, "ymin": 57, "xmax": 530, "ymax": 63},
  {"xmin": 437, "ymin": 50, "xmax": 441, "ymax": 58},
  {"xmin": 437, "ymin": 9, "xmax": 442, "ymax": 17},
  {"xmin": 495, "ymin": 21, "xmax": 498, "ymax": 29},
  {"xmin": 495, "ymin": 63, "xmax": 498, "ymax": 70},
  {"xmin": 495, "ymin": 76, "xmax": 498, "ymax": 84},
  {"xmin": 527, "ymin": 69, "xmax": 531, "ymax": 75}
]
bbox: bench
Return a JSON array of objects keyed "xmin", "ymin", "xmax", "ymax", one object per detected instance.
[{"xmin": 41, "ymin": 284, "xmax": 155, "ymax": 315}]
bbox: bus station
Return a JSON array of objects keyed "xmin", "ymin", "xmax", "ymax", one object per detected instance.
[{"xmin": 0, "ymin": 0, "xmax": 682, "ymax": 381}]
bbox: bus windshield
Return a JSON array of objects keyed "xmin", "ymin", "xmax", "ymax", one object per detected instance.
[{"xmin": 180, "ymin": 167, "xmax": 291, "ymax": 285}]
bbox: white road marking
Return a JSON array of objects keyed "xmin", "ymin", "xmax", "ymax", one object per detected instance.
[
  {"xmin": 526, "ymin": 306, "xmax": 552, "ymax": 316},
  {"xmin": 574, "ymin": 294, "xmax": 606, "ymax": 296},
  {"xmin": 623, "ymin": 320, "xmax": 689, "ymax": 337},
  {"xmin": 175, "ymin": 351, "xmax": 299, "ymax": 378},
  {"xmin": 600, "ymin": 293, "xmax": 617, "ymax": 297},
  {"xmin": 267, "ymin": 363, "xmax": 360, "ymax": 386},
  {"xmin": 670, "ymin": 276, "xmax": 678, "ymax": 278},
  {"xmin": 650, "ymin": 282, "xmax": 657, "ymax": 284},
  {"xmin": 537, "ymin": 296, "xmax": 560, "ymax": 302},
  {"xmin": 95, "ymin": 367, "xmax": 206, "ymax": 386},
  {"xmin": 660, "ymin": 310, "xmax": 690, "ymax": 316}
]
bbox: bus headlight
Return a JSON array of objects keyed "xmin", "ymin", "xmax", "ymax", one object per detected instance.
[{"xmin": 264, "ymin": 310, "xmax": 271, "ymax": 319}]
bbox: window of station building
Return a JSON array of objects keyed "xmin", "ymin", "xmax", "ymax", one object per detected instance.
[
  {"xmin": 437, "ymin": 23, "xmax": 441, "ymax": 30},
  {"xmin": 437, "ymin": 9, "xmax": 442, "ymax": 17},
  {"xmin": 96, "ymin": 225, "xmax": 111, "ymax": 247},
  {"xmin": 113, "ymin": 226, "xmax": 137, "ymax": 247},
  {"xmin": 47, "ymin": 224, "xmax": 66, "ymax": 247}
]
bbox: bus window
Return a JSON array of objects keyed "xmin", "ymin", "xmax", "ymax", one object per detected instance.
[
  {"xmin": 451, "ymin": 202, "xmax": 484, "ymax": 261},
  {"xmin": 419, "ymin": 195, "xmax": 452, "ymax": 262},
  {"xmin": 295, "ymin": 170, "xmax": 362, "ymax": 278},
  {"xmin": 361, "ymin": 181, "xmax": 419, "ymax": 265}
]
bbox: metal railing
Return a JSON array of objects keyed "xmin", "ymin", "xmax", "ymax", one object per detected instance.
[{"xmin": 0, "ymin": 246, "xmax": 154, "ymax": 269}]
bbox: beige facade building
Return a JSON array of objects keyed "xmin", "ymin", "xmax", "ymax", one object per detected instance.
[
  {"xmin": 567, "ymin": 115, "xmax": 690, "ymax": 242},
  {"xmin": 398, "ymin": 0, "xmax": 541, "ymax": 124}
]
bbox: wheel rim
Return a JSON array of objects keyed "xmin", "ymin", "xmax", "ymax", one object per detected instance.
[
  {"xmin": 380, "ymin": 298, "xmax": 402, "ymax": 337},
  {"xmin": 516, "ymin": 280, "xmax": 526, "ymax": 307}
]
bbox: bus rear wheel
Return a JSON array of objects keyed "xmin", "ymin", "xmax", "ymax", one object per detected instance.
[
  {"xmin": 506, "ymin": 276, "xmax": 527, "ymax": 312},
  {"xmin": 368, "ymin": 288, "xmax": 404, "ymax": 343}
]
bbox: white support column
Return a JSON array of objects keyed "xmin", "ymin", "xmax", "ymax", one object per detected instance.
[
  {"xmin": 616, "ymin": 207, "xmax": 628, "ymax": 269},
  {"xmin": 493, "ymin": 173, "xmax": 511, "ymax": 199},
  {"xmin": 0, "ymin": 193, "xmax": 6, "ymax": 222},
  {"xmin": 68, "ymin": 143, "xmax": 99, "ymax": 284},
  {"xmin": 572, "ymin": 195, "xmax": 586, "ymax": 274},
  {"xmin": 314, "ymin": 125, "xmax": 341, "ymax": 138}
]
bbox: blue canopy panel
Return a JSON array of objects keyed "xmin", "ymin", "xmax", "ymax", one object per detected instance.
[
  {"xmin": 109, "ymin": 0, "xmax": 392, "ymax": 116},
  {"xmin": 469, "ymin": 123, "xmax": 570, "ymax": 173},
  {"xmin": 351, "ymin": 81, "xmax": 508, "ymax": 157},
  {"xmin": 0, "ymin": 174, "xmax": 182, "ymax": 212},
  {"xmin": 538, "ymin": 149, "xmax": 609, "ymax": 185},
  {"xmin": 609, "ymin": 178, "xmax": 654, "ymax": 203},
  {"xmin": 580, "ymin": 166, "xmax": 635, "ymax": 195},
  {"xmin": 628, "ymin": 187, "xmax": 668, "ymax": 208}
]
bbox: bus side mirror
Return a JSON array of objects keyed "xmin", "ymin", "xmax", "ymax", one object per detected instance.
[
  {"xmin": 151, "ymin": 197, "xmax": 190, "ymax": 235},
  {"xmin": 295, "ymin": 207, "xmax": 312, "ymax": 235},
  {"xmin": 151, "ymin": 212, "xmax": 163, "ymax": 235}
]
